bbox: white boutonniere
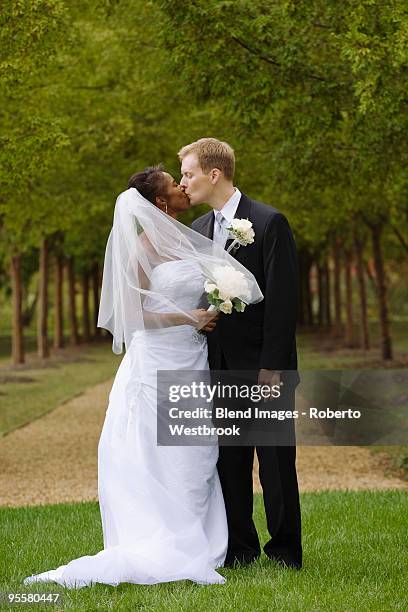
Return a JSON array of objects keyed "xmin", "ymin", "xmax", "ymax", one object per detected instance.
[{"xmin": 226, "ymin": 218, "xmax": 255, "ymax": 253}]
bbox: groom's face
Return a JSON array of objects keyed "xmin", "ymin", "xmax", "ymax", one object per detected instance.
[{"xmin": 180, "ymin": 153, "xmax": 213, "ymax": 206}]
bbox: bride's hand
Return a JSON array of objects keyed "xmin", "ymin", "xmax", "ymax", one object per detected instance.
[{"xmin": 190, "ymin": 309, "xmax": 219, "ymax": 332}]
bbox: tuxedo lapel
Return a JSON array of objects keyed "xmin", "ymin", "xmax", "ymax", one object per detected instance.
[
  {"xmin": 201, "ymin": 211, "xmax": 215, "ymax": 239},
  {"xmin": 233, "ymin": 193, "xmax": 252, "ymax": 221}
]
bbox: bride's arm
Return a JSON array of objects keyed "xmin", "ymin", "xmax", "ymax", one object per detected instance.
[
  {"xmin": 142, "ymin": 307, "xmax": 191, "ymax": 328},
  {"xmin": 138, "ymin": 264, "xmax": 190, "ymax": 328},
  {"xmin": 142, "ymin": 308, "xmax": 216, "ymax": 330},
  {"xmin": 137, "ymin": 255, "xmax": 217, "ymax": 330}
]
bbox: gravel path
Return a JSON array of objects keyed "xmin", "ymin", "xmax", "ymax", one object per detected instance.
[{"xmin": 1, "ymin": 379, "xmax": 406, "ymax": 507}]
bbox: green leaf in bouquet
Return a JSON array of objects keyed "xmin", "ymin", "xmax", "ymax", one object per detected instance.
[
  {"xmin": 232, "ymin": 299, "xmax": 246, "ymax": 312},
  {"xmin": 207, "ymin": 293, "xmax": 222, "ymax": 307}
]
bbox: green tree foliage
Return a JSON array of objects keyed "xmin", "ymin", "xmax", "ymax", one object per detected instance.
[
  {"xmin": 154, "ymin": 0, "xmax": 408, "ymax": 227},
  {"xmin": 154, "ymin": 0, "xmax": 408, "ymax": 357},
  {"xmin": 1, "ymin": 0, "xmax": 407, "ymax": 360},
  {"xmin": 0, "ymin": 0, "xmax": 71, "ymax": 252}
]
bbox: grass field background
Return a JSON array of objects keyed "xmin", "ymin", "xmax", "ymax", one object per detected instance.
[
  {"xmin": 0, "ymin": 343, "xmax": 121, "ymax": 436},
  {"xmin": 1, "ymin": 492, "xmax": 407, "ymax": 611}
]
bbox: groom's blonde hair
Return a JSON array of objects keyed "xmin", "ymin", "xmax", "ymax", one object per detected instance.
[{"xmin": 178, "ymin": 138, "xmax": 235, "ymax": 181}]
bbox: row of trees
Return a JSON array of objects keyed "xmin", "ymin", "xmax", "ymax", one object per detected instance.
[
  {"xmin": 10, "ymin": 252, "xmax": 103, "ymax": 361},
  {"xmin": 0, "ymin": 0, "xmax": 187, "ymax": 364},
  {"xmin": 155, "ymin": 0, "xmax": 408, "ymax": 359},
  {"xmin": 1, "ymin": 1, "xmax": 407, "ymax": 364},
  {"xmin": 298, "ymin": 243, "xmax": 382, "ymax": 350}
]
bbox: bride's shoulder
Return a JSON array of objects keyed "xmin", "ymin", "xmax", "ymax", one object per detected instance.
[{"xmin": 139, "ymin": 231, "xmax": 157, "ymax": 255}]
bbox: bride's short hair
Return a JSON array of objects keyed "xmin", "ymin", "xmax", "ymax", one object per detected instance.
[
  {"xmin": 178, "ymin": 138, "xmax": 235, "ymax": 181},
  {"xmin": 128, "ymin": 165, "xmax": 166, "ymax": 204}
]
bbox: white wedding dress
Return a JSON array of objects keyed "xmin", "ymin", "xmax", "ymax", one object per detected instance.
[{"xmin": 24, "ymin": 261, "xmax": 228, "ymax": 588}]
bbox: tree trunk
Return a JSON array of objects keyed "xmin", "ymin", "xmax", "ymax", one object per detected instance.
[
  {"xmin": 371, "ymin": 224, "xmax": 393, "ymax": 360},
  {"xmin": 54, "ymin": 254, "xmax": 64, "ymax": 349},
  {"xmin": 305, "ymin": 255, "xmax": 313, "ymax": 326},
  {"xmin": 317, "ymin": 263, "xmax": 324, "ymax": 327},
  {"xmin": 332, "ymin": 238, "xmax": 342, "ymax": 336},
  {"xmin": 353, "ymin": 230, "xmax": 370, "ymax": 350},
  {"xmin": 299, "ymin": 251, "xmax": 313, "ymax": 326},
  {"xmin": 324, "ymin": 259, "xmax": 331, "ymax": 327},
  {"xmin": 82, "ymin": 272, "xmax": 90, "ymax": 343},
  {"xmin": 344, "ymin": 252, "xmax": 355, "ymax": 347},
  {"xmin": 37, "ymin": 238, "xmax": 50, "ymax": 358},
  {"xmin": 10, "ymin": 254, "xmax": 24, "ymax": 365},
  {"xmin": 66, "ymin": 257, "xmax": 79, "ymax": 346},
  {"xmin": 92, "ymin": 263, "xmax": 101, "ymax": 337},
  {"xmin": 298, "ymin": 253, "xmax": 305, "ymax": 326}
]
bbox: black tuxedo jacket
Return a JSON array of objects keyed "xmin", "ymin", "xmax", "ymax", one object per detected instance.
[{"xmin": 192, "ymin": 193, "xmax": 298, "ymax": 374}]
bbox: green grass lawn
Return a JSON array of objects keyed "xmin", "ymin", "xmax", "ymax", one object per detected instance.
[
  {"xmin": 0, "ymin": 342, "xmax": 121, "ymax": 436},
  {"xmin": 1, "ymin": 492, "xmax": 407, "ymax": 611}
]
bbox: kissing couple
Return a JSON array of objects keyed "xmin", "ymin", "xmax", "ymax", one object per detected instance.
[{"xmin": 24, "ymin": 138, "xmax": 302, "ymax": 588}]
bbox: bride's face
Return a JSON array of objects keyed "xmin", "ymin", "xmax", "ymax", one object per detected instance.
[{"xmin": 160, "ymin": 173, "xmax": 190, "ymax": 216}]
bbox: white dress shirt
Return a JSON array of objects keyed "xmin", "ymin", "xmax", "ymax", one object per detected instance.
[{"xmin": 213, "ymin": 188, "xmax": 242, "ymax": 245}]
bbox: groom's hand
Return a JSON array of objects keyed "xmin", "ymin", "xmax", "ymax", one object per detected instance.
[
  {"xmin": 258, "ymin": 369, "xmax": 281, "ymax": 401},
  {"xmin": 201, "ymin": 313, "xmax": 219, "ymax": 332},
  {"xmin": 192, "ymin": 309, "xmax": 219, "ymax": 332}
]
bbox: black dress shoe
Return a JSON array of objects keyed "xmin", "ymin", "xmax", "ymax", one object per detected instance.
[
  {"xmin": 266, "ymin": 553, "xmax": 302, "ymax": 570},
  {"xmin": 223, "ymin": 552, "xmax": 260, "ymax": 568},
  {"xmin": 264, "ymin": 540, "xmax": 302, "ymax": 570}
]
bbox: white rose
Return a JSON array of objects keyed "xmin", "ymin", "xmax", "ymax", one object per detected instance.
[
  {"xmin": 238, "ymin": 228, "xmax": 255, "ymax": 246},
  {"xmin": 219, "ymin": 300, "xmax": 233, "ymax": 314},
  {"xmin": 204, "ymin": 281, "xmax": 217, "ymax": 293},
  {"xmin": 213, "ymin": 265, "xmax": 250, "ymax": 301},
  {"xmin": 228, "ymin": 218, "xmax": 255, "ymax": 246},
  {"xmin": 231, "ymin": 218, "xmax": 252, "ymax": 231}
]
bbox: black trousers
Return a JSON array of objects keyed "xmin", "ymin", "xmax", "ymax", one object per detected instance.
[
  {"xmin": 217, "ymin": 444, "xmax": 302, "ymax": 568},
  {"xmin": 215, "ymin": 360, "xmax": 302, "ymax": 568}
]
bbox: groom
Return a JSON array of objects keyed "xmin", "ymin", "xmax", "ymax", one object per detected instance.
[{"xmin": 179, "ymin": 137, "xmax": 302, "ymax": 569}]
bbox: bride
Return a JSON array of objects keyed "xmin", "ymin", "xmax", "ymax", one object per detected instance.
[{"xmin": 24, "ymin": 166, "xmax": 263, "ymax": 588}]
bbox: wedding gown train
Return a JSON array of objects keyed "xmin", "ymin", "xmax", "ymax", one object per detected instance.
[{"xmin": 24, "ymin": 261, "xmax": 228, "ymax": 587}]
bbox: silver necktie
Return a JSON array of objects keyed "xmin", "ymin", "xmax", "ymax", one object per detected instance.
[{"xmin": 214, "ymin": 212, "xmax": 228, "ymax": 245}]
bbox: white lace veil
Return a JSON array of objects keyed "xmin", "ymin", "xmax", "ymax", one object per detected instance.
[{"xmin": 97, "ymin": 188, "xmax": 263, "ymax": 354}]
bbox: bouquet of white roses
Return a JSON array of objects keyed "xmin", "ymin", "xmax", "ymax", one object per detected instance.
[
  {"xmin": 226, "ymin": 218, "xmax": 255, "ymax": 252},
  {"xmin": 204, "ymin": 265, "xmax": 251, "ymax": 314}
]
